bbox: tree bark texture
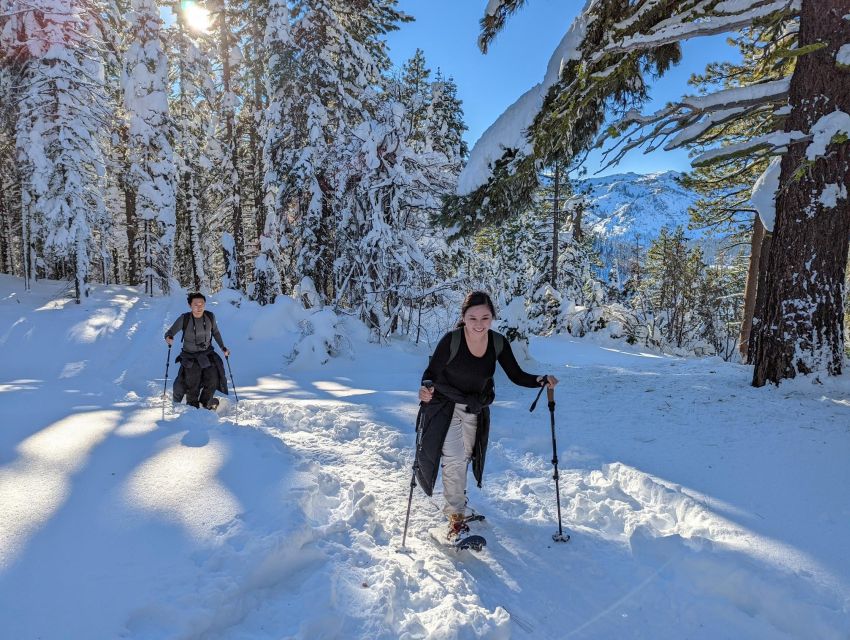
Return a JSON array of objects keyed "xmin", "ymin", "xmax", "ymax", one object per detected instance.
[
  {"xmin": 752, "ymin": 0, "xmax": 850, "ymax": 386},
  {"xmin": 739, "ymin": 214, "xmax": 765, "ymax": 363}
]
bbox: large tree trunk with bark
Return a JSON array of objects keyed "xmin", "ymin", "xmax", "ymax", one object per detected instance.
[
  {"xmin": 751, "ymin": 0, "xmax": 850, "ymax": 386},
  {"xmin": 739, "ymin": 214, "xmax": 765, "ymax": 363}
]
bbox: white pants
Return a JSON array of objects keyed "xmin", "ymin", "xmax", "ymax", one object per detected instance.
[{"xmin": 441, "ymin": 404, "xmax": 478, "ymax": 517}]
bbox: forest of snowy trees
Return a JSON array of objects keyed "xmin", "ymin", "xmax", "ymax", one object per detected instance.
[
  {"xmin": 0, "ymin": 0, "xmax": 468, "ymax": 340},
  {"xmin": 1, "ymin": 0, "xmax": 849, "ymax": 388}
]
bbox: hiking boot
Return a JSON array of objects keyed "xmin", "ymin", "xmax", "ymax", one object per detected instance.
[
  {"xmin": 205, "ymin": 397, "xmax": 220, "ymax": 411},
  {"xmin": 447, "ymin": 513, "xmax": 470, "ymax": 542}
]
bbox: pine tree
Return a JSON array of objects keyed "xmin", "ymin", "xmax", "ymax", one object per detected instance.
[
  {"xmin": 123, "ymin": 0, "xmax": 177, "ymax": 296},
  {"xmin": 641, "ymin": 227, "xmax": 702, "ymax": 349},
  {"xmin": 239, "ymin": 0, "xmax": 269, "ymax": 243},
  {"xmin": 252, "ymin": 0, "xmax": 291, "ymax": 304},
  {"xmin": 337, "ymin": 96, "xmax": 454, "ymax": 339},
  {"xmin": 0, "ymin": 62, "xmax": 21, "ymax": 278},
  {"xmin": 397, "ymin": 49, "xmax": 431, "ymax": 150},
  {"xmin": 209, "ymin": 0, "xmax": 247, "ymax": 290},
  {"xmin": 13, "ymin": 0, "xmax": 108, "ymax": 301},
  {"xmin": 466, "ymin": 0, "xmax": 850, "ymax": 383},
  {"xmin": 169, "ymin": 0, "xmax": 216, "ymax": 292},
  {"xmin": 695, "ymin": 252, "xmax": 748, "ymax": 360},
  {"xmin": 427, "ymin": 71, "xmax": 468, "ymax": 163}
]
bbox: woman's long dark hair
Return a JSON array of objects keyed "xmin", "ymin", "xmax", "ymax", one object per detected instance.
[{"xmin": 456, "ymin": 290, "xmax": 497, "ymax": 327}]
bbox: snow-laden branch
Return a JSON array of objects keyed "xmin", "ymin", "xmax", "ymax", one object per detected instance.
[
  {"xmin": 457, "ymin": 0, "xmax": 596, "ymax": 196},
  {"xmin": 596, "ymin": 0, "xmax": 799, "ymax": 61},
  {"xmin": 596, "ymin": 77, "xmax": 791, "ymax": 171},
  {"xmin": 692, "ymin": 129, "xmax": 806, "ymax": 166}
]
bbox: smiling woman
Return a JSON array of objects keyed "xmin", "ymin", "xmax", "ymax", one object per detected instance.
[
  {"xmin": 181, "ymin": 0, "xmax": 210, "ymax": 33},
  {"xmin": 413, "ymin": 290, "xmax": 557, "ymax": 543}
]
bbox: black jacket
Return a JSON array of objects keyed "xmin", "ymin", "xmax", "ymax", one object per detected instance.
[
  {"xmin": 414, "ymin": 329, "xmax": 539, "ymax": 496},
  {"xmin": 173, "ymin": 348, "xmax": 229, "ymax": 400},
  {"xmin": 414, "ymin": 380, "xmax": 493, "ymax": 496}
]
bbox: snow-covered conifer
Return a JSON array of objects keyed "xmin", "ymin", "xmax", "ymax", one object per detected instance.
[
  {"xmin": 13, "ymin": 0, "xmax": 107, "ymax": 302},
  {"xmin": 253, "ymin": 0, "xmax": 292, "ymax": 304},
  {"xmin": 208, "ymin": 0, "xmax": 247, "ymax": 291},
  {"xmin": 169, "ymin": 5, "xmax": 217, "ymax": 292},
  {"xmin": 427, "ymin": 71, "xmax": 468, "ymax": 163},
  {"xmin": 337, "ymin": 99, "xmax": 440, "ymax": 338},
  {"xmin": 123, "ymin": 0, "xmax": 176, "ymax": 295}
]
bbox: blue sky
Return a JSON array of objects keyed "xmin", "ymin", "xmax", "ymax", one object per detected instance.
[{"xmin": 386, "ymin": 0, "xmax": 739, "ymax": 177}]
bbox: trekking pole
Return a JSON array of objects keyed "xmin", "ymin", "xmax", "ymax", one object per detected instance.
[
  {"xmin": 225, "ymin": 354, "xmax": 240, "ymax": 425},
  {"xmin": 546, "ymin": 385, "xmax": 569, "ymax": 542},
  {"xmin": 530, "ymin": 376, "xmax": 570, "ymax": 543},
  {"xmin": 400, "ymin": 380, "xmax": 431, "ymax": 551},
  {"xmin": 225, "ymin": 355, "xmax": 239, "ymax": 404},
  {"xmin": 162, "ymin": 343, "xmax": 172, "ymax": 421}
]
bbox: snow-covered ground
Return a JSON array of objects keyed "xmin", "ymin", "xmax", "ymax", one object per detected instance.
[{"xmin": 1, "ymin": 275, "xmax": 849, "ymax": 639}]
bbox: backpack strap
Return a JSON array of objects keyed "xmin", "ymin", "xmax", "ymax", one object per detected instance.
[
  {"xmin": 181, "ymin": 311, "xmax": 211, "ymax": 345},
  {"xmin": 446, "ymin": 328, "xmax": 463, "ymax": 365},
  {"xmin": 445, "ymin": 328, "xmax": 504, "ymax": 365},
  {"xmin": 492, "ymin": 331, "xmax": 504, "ymax": 360}
]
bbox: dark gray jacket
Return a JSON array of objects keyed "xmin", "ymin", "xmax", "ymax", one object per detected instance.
[{"xmin": 165, "ymin": 311, "xmax": 226, "ymax": 354}]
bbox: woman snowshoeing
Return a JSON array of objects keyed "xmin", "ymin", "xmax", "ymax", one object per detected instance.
[{"xmin": 415, "ymin": 291, "xmax": 558, "ymax": 541}]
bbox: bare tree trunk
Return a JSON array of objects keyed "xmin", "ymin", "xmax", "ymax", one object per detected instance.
[
  {"xmin": 124, "ymin": 180, "xmax": 139, "ymax": 284},
  {"xmin": 185, "ymin": 172, "xmax": 205, "ymax": 292},
  {"xmin": 752, "ymin": 0, "xmax": 850, "ymax": 386},
  {"xmin": 748, "ymin": 231, "xmax": 772, "ymax": 364},
  {"xmin": 552, "ymin": 162, "xmax": 559, "ymax": 287},
  {"xmin": 738, "ymin": 213, "xmax": 765, "ymax": 363},
  {"xmin": 249, "ymin": 5, "xmax": 266, "ymax": 240},
  {"xmin": 315, "ymin": 173, "xmax": 335, "ymax": 300},
  {"xmin": 144, "ymin": 219, "xmax": 153, "ymax": 296},
  {"xmin": 112, "ymin": 248, "xmax": 121, "ymax": 284},
  {"xmin": 0, "ymin": 183, "xmax": 10, "ymax": 274}
]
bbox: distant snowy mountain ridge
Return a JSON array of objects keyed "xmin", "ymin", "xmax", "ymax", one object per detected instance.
[{"xmin": 578, "ymin": 170, "xmax": 703, "ymax": 243}]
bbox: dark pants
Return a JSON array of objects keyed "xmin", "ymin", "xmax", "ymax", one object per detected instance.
[{"xmin": 175, "ymin": 363, "xmax": 218, "ymax": 408}]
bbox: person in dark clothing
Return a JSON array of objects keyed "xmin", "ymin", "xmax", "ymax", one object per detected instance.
[
  {"xmin": 416, "ymin": 290, "xmax": 559, "ymax": 541},
  {"xmin": 164, "ymin": 293, "xmax": 230, "ymax": 410}
]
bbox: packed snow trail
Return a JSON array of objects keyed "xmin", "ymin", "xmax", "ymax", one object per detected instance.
[{"xmin": 1, "ymin": 278, "xmax": 849, "ymax": 639}]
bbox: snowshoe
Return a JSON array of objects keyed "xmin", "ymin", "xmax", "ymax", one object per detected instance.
[{"xmin": 455, "ymin": 535, "xmax": 487, "ymax": 552}]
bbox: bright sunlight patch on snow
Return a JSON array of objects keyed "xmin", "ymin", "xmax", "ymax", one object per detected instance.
[
  {"xmin": 123, "ymin": 439, "xmax": 241, "ymax": 542},
  {"xmin": 312, "ymin": 379, "xmax": 377, "ymax": 398}
]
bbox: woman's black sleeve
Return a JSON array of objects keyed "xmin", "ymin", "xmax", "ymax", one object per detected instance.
[
  {"xmin": 497, "ymin": 338, "xmax": 541, "ymax": 388},
  {"xmin": 422, "ymin": 332, "xmax": 452, "ymax": 384}
]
